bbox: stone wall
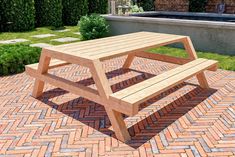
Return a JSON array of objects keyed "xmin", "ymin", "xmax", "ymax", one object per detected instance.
[{"xmin": 154, "ymin": 0, "xmax": 235, "ymax": 13}]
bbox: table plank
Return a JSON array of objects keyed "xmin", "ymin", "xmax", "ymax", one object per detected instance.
[{"xmin": 45, "ymin": 32, "xmax": 185, "ymax": 60}]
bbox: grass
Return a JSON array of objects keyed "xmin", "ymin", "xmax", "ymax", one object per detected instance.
[
  {"xmin": 149, "ymin": 46, "xmax": 235, "ymax": 71},
  {"xmin": 0, "ymin": 26, "xmax": 80, "ymax": 45}
]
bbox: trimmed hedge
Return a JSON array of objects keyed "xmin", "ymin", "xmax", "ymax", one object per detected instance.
[
  {"xmin": 0, "ymin": 0, "xmax": 35, "ymax": 32},
  {"xmin": 88, "ymin": 0, "xmax": 108, "ymax": 14},
  {"xmin": 35, "ymin": 0, "xmax": 63, "ymax": 28},
  {"xmin": 0, "ymin": 2, "xmax": 3, "ymax": 31},
  {"xmin": 0, "ymin": 45, "xmax": 41, "ymax": 76},
  {"xmin": 189, "ymin": 0, "xmax": 208, "ymax": 12},
  {"xmin": 62, "ymin": 0, "xmax": 88, "ymax": 26},
  {"xmin": 79, "ymin": 14, "xmax": 109, "ymax": 40}
]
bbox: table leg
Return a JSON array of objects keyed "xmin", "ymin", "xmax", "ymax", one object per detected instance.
[
  {"xmin": 123, "ymin": 53, "xmax": 135, "ymax": 69},
  {"xmin": 105, "ymin": 108, "xmax": 131, "ymax": 142},
  {"xmin": 196, "ymin": 73, "xmax": 209, "ymax": 88},
  {"xmin": 182, "ymin": 37, "xmax": 209, "ymax": 88},
  {"xmin": 89, "ymin": 60, "xmax": 131, "ymax": 142},
  {"xmin": 89, "ymin": 60, "xmax": 112, "ymax": 98},
  {"xmin": 32, "ymin": 50, "xmax": 51, "ymax": 98}
]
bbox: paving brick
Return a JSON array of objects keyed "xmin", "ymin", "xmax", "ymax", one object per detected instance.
[{"xmin": 0, "ymin": 56, "xmax": 235, "ymax": 156}]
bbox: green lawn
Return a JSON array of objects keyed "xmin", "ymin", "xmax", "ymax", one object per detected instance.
[
  {"xmin": 149, "ymin": 46, "xmax": 235, "ymax": 71},
  {"xmin": 0, "ymin": 26, "xmax": 80, "ymax": 45}
]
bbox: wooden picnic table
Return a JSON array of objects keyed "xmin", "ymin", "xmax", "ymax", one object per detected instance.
[{"xmin": 26, "ymin": 32, "xmax": 218, "ymax": 142}]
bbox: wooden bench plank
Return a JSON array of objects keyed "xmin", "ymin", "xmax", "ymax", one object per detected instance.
[
  {"xmin": 25, "ymin": 66, "xmax": 135, "ymax": 116},
  {"xmin": 26, "ymin": 59, "xmax": 70, "ymax": 70},
  {"xmin": 110, "ymin": 58, "xmax": 207, "ymax": 101},
  {"xmin": 122, "ymin": 60, "xmax": 217, "ymax": 105},
  {"xmin": 110, "ymin": 59, "xmax": 218, "ymax": 106}
]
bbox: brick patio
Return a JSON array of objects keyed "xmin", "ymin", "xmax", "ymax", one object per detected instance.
[{"xmin": 0, "ymin": 56, "xmax": 235, "ymax": 157}]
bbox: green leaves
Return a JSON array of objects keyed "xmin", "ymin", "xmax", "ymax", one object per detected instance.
[
  {"xmin": 131, "ymin": 5, "xmax": 144, "ymax": 13},
  {"xmin": 0, "ymin": 0, "xmax": 35, "ymax": 32},
  {"xmin": 140, "ymin": 0, "xmax": 155, "ymax": 11},
  {"xmin": 79, "ymin": 14, "xmax": 109, "ymax": 40},
  {"xmin": 35, "ymin": 0, "xmax": 63, "ymax": 28},
  {"xmin": 88, "ymin": 0, "xmax": 108, "ymax": 14},
  {"xmin": 0, "ymin": 0, "xmax": 108, "ymax": 32},
  {"xmin": 189, "ymin": 0, "xmax": 208, "ymax": 12},
  {"xmin": 62, "ymin": 0, "xmax": 88, "ymax": 26},
  {"xmin": 0, "ymin": 45, "xmax": 41, "ymax": 76}
]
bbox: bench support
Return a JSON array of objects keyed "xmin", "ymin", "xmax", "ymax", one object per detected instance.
[
  {"xmin": 32, "ymin": 50, "xmax": 51, "ymax": 98},
  {"xmin": 90, "ymin": 59, "xmax": 131, "ymax": 142},
  {"xmin": 123, "ymin": 37, "xmax": 210, "ymax": 89},
  {"xmin": 123, "ymin": 53, "xmax": 135, "ymax": 69},
  {"xmin": 196, "ymin": 73, "xmax": 209, "ymax": 88},
  {"xmin": 105, "ymin": 108, "xmax": 131, "ymax": 142},
  {"xmin": 182, "ymin": 37, "xmax": 210, "ymax": 89}
]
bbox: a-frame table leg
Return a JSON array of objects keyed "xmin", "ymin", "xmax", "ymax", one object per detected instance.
[
  {"xmin": 89, "ymin": 59, "xmax": 131, "ymax": 142},
  {"xmin": 123, "ymin": 53, "xmax": 135, "ymax": 69},
  {"xmin": 32, "ymin": 50, "xmax": 51, "ymax": 98},
  {"xmin": 105, "ymin": 108, "xmax": 131, "ymax": 142},
  {"xmin": 182, "ymin": 37, "xmax": 209, "ymax": 88}
]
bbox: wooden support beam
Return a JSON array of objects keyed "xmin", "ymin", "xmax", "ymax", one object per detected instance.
[
  {"xmin": 136, "ymin": 51, "xmax": 192, "ymax": 65},
  {"xmin": 123, "ymin": 53, "xmax": 135, "ymax": 68},
  {"xmin": 27, "ymin": 60, "xmax": 70, "ymax": 70},
  {"xmin": 182, "ymin": 37, "xmax": 198, "ymax": 60},
  {"xmin": 196, "ymin": 72, "xmax": 210, "ymax": 88},
  {"xmin": 105, "ymin": 108, "xmax": 131, "ymax": 142},
  {"xmin": 89, "ymin": 60, "xmax": 113, "ymax": 99},
  {"xmin": 32, "ymin": 50, "xmax": 51, "ymax": 98},
  {"xmin": 26, "ymin": 66, "xmax": 136, "ymax": 116},
  {"xmin": 182, "ymin": 37, "xmax": 210, "ymax": 88}
]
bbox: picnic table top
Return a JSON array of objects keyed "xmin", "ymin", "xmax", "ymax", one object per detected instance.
[{"xmin": 45, "ymin": 32, "xmax": 187, "ymax": 61}]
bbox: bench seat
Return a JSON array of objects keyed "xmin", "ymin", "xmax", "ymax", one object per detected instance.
[
  {"xmin": 110, "ymin": 58, "xmax": 218, "ymax": 113},
  {"xmin": 26, "ymin": 59, "xmax": 70, "ymax": 71}
]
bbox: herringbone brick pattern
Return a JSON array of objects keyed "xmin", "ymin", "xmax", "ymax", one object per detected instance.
[{"xmin": 0, "ymin": 56, "xmax": 235, "ymax": 157}]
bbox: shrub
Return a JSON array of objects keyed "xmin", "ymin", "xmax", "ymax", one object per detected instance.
[
  {"xmin": 88, "ymin": 0, "xmax": 108, "ymax": 14},
  {"xmin": 35, "ymin": 0, "xmax": 63, "ymax": 28},
  {"xmin": 0, "ymin": 45, "xmax": 41, "ymax": 76},
  {"xmin": 0, "ymin": 0, "xmax": 35, "ymax": 32},
  {"xmin": 62, "ymin": 0, "xmax": 88, "ymax": 26},
  {"xmin": 140, "ymin": 0, "xmax": 155, "ymax": 11},
  {"xmin": 79, "ymin": 14, "xmax": 109, "ymax": 40},
  {"xmin": 189, "ymin": 0, "xmax": 208, "ymax": 12},
  {"xmin": 131, "ymin": 5, "xmax": 144, "ymax": 13}
]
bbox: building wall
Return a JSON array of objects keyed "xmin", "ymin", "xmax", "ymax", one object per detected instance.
[
  {"xmin": 154, "ymin": 0, "xmax": 235, "ymax": 13},
  {"xmin": 154, "ymin": 0, "xmax": 189, "ymax": 12},
  {"xmin": 206, "ymin": 0, "xmax": 235, "ymax": 13}
]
